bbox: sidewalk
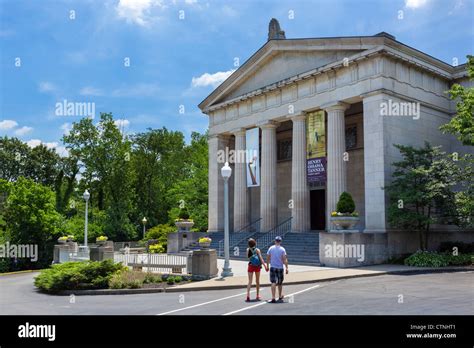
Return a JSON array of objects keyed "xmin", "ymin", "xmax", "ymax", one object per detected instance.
[{"xmin": 167, "ymin": 264, "xmax": 473, "ymax": 292}]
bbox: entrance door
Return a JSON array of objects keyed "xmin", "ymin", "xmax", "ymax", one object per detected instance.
[{"xmin": 310, "ymin": 189, "xmax": 325, "ymax": 230}]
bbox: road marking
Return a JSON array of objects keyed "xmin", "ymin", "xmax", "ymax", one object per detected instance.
[
  {"xmin": 222, "ymin": 284, "xmax": 321, "ymax": 316},
  {"xmin": 156, "ymin": 290, "xmax": 257, "ymax": 315}
]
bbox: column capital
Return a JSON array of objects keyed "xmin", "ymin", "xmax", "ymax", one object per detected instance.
[
  {"xmin": 257, "ymin": 120, "xmax": 279, "ymax": 129},
  {"xmin": 286, "ymin": 112, "xmax": 306, "ymax": 122},
  {"xmin": 231, "ymin": 128, "xmax": 246, "ymax": 137},
  {"xmin": 322, "ymin": 101, "xmax": 350, "ymax": 112},
  {"xmin": 208, "ymin": 133, "xmax": 232, "ymax": 141}
]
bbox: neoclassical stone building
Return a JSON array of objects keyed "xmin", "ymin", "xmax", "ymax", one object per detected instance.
[{"xmin": 199, "ymin": 20, "xmax": 472, "ymax": 266}]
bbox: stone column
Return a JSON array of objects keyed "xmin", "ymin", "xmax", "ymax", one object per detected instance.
[
  {"xmin": 289, "ymin": 114, "xmax": 310, "ymax": 232},
  {"xmin": 324, "ymin": 102, "xmax": 349, "ymax": 230},
  {"xmin": 362, "ymin": 93, "xmax": 388, "ymax": 233},
  {"xmin": 208, "ymin": 134, "xmax": 229, "ymax": 232},
  {"xmin": 259, "ymin": 121, "xmax": 278, "ymax": 232},
  {"xmin": 232, "ymin": 128, "xmax": 248, "ymax": 232}
]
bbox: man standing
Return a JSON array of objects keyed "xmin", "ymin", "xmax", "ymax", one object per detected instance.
[{"xmin": 266, "ymin": 236, "xmax": 288, "ymax": 303}]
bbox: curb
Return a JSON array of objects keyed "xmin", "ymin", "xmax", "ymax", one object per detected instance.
[
  {"xmin": 0, "ymin": 270, "xmax": 41, "ymax": 276},
  {"xmin": 51, "ymin": 266, "xmax": 472, "ymax": 295}
]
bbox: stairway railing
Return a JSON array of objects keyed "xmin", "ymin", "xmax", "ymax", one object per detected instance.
[
  {"xmin": 256, "ymin": 217, "xmax": 293, "ymax": 252},
  {"xmin": 218, "ymin": 218, "xmax": 262, "ymax": 257}
]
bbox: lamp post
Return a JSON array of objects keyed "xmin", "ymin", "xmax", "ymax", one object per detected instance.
[
  {"xmin": 83, "ymin": 189, "xmax": 90, "ymax": 248},
  {"xmin": 142, "ymin": 217, "xmax": 148, "ymax": 239},
  {"xmin": 221, "ymin": 162, "xmax": 233, "ymax": 277}
]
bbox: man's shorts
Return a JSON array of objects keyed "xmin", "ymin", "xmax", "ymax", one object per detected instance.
[{"xmin": 269, "ymin": 267, "xmax": 284, "ymax": 285}]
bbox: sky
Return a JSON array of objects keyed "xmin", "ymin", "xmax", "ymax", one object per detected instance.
[{"xmin": 0, "ymin": 0, "xmax": 473, "ymax": 155}]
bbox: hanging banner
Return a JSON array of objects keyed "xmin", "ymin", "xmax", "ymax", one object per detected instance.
[
  {"xmin": 246, "ymin": 128, "xmax": 260, "ymax": 187},
  {"xmin": 306, "ymin": 110, "xmax": 326, "ymax": 184}
]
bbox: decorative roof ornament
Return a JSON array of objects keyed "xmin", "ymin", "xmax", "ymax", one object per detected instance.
[{"xmin": 268, "ymin": 18, "xmax": 286, "ymax": 41}]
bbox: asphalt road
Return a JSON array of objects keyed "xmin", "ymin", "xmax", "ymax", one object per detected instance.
[{"xmin": 0, "ymin": 271, "xmax": 472, "ymax": 315}]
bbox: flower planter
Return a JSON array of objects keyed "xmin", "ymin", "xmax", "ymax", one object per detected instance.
[
  {"xmin": 57, "ymin": 239, "xmax": 67, "ymax": 244},
  {"xmin": 330, "ymin": 216, "xmax": 360, "ymax": 230},
  {"xmin": 199, "ymin": 241, "xmax": 211, "ymax": 249},
  {"xmin": 96, "ymin": 240, "xmax": 107, "ymax": 246},
  {"xmin": 175, "ymin": 220, "xmax": 194, "ymax": 233}
]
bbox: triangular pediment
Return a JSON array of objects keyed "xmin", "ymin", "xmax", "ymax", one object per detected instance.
[
  {"xmin": 199, "ymin": 37, "xmax": 384, "ymax": 111},
  {"xmin": 218, "ymin": 49, "xmax": 364, "ymax": 103}
]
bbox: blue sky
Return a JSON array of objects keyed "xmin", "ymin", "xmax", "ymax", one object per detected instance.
[{"xmin": 0, "ymin": 0, "xmax": 472, "ymax": 155}]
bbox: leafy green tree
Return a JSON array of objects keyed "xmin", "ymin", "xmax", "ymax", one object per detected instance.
[
  {"xmin": 131, "ymin": 128, "xmax": 186, "ymax": 227},
  {"xmin": 62, "ymin": 113, "xmax": 136, "ymax": 240},
  {"xmin": 167, "ymin": 132, "xmax": 208, "ymax": 231},
  {"xmin": 440, "ymin": 55, "xmax": 474, "ymax": 146},
  {"xmin": 385, "ymin": 143, "xmax": 459, "ymax": 250},
  {"xmin": 2, "ymin": 178, "xmax": 61, "ymax": 269},
  {"xmin": 0, "ymin": 136, "xmax": 29, "ymax": 181}
]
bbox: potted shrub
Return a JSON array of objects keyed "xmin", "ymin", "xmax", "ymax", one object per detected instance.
[
  {"xmin": 174, "ymin": 208, "xmax": 194, "ymax": 232},
  {"xmin": 96, "ymin": 235, "xmax": 108, "ymax": 246},
  {"xmin": 330, "ymin": 192, "xmax": 360, "ymax": 231},
  {"xmin": 198, "ymin": 237, "xmax": 212, "ymax": 249},
  {"xmin": 58, "ymin": 235, "xmax": 75, "ymax": 244}
]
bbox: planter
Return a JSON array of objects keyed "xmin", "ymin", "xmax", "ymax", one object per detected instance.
[
  {"xmin": 57, "ymin": 239, "xmax": 67, "ymax": 244},
  {"xmin": 330, "ymin": 216, "xmax": 360, "ymax": 230},
  {"xmin": 199, "ymin": 241, "xmax": 211, "ymax": 249},
  {"xmin": 96, "ymin": 240, "xmax": 108, "ymax": 246},
  {"xmin": 175, "ymin": 220, "xmax": 194, "ymax": 233}
]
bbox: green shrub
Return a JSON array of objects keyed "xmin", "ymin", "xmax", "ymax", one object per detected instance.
[
  {"xmin": 166, "ymin": 276, "xmax": 175, "ymax": 284},
  {"xmin": 336, "ymin": 192, "xmax": 356, "ymax": 214},
  {"xmin": 144, "ymin": 224, "xmax": 175, "ymax": 250},
  {"xmin": 174, "ymin": 275, "xmax": 182, "ymax": 283},
  {"xmin": 148, "ymin": 243, "xmax": 165, "ymax": 254},
  {"xmin": 109, "ymin": 270, "xmax": 163, "ymax": 289},
  {"xmin": 34, "ymin": 260, "xmax": 125, "ymax": 293},
  {"xmin": 404, "ymin": 250, "xmax": 473, "ymax": 267},
  {"xmin": 178, "ymin": 208, "xmax": 190, "ymax": 220}
]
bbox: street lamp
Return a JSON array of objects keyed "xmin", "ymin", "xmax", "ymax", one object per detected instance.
[
  {"xmin": 142, "ymin": 217, "xmax": 148, "ymax": 239},
  {"xmin": 83, "ymin": 189, "xmax": 90, "ymax": 248},
  {"xmin": 221, "ymin": 162, "xmax": 233, "ymax": 277}
]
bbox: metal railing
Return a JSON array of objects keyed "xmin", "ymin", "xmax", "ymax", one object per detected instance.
[
  {"xmin": 256, "ymin": 217, "xmax": 293, "ymax": 252},
  {"xmin": 218, "ymin": 218, "xmax": 262, "ymax": 257},
  {"xmin": 114, "ymin": 252, "xmax": 190, "ymax": 274}
]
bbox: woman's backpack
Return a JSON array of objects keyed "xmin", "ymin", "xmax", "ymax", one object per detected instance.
[{"xmin": 249, "ymin": 247, "xmax": 262, "ymax": 267}]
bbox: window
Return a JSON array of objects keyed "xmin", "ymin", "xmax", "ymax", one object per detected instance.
[{"xmin": 345, "ymin": 125, "xmax": 357, "ymax": 150}]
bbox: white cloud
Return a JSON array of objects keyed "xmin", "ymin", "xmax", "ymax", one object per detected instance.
[
  {"xmin": 185, "ymin": 0, "xmax": 198, "ymax": 4},
  {"xmin": 26, "ymin": 139, "xmax": 42, "ymax": 148},
  {"xmin": 38, "ymin": 81, "xmax": 56, "ymax": 93},
  {"xmin": 80, "ymin": 86, "xmax": 104, "ymax": 96},
  {"xmin": 114, "ymin": 119, "xmax": 130, "ymax": 128},
  {"xmin": 191, "ymin": 69, "xmax": 235, "ymax": 88},
  {"xmin": 221, "ymin": 5, "xmax": 238, "ymax": 17},
  {"xmin": 61, "ymin": 123, "xmax": 72, "ymax": 136},
  {"xmin": 14, "ymin": 126, "xmax": 33, "ymax": 136},
  {"xmin": 115, "ymin": 0, "xmax": 164, "ymax": 26},
  {"xmin": 405, "ymin": 0, "xmax": 429, "ymax": 9},
  {"xmin": 0, "ymin": 119, "xmax": 18, "ymax": 130}
]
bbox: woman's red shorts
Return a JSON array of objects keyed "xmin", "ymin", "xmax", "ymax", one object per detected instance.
[{"xmin": 248, "ymin": 264, "xmax": 261, "ymax": 273}]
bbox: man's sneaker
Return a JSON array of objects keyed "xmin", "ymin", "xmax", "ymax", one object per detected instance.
[{"xmin": 267, "ymin": 299, "xmax": 276, "ymax": 303}]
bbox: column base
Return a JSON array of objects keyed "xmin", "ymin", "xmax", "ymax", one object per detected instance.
[{"xmin": 363, "ymin": 229, "xmax": 387, "ymax": 234}]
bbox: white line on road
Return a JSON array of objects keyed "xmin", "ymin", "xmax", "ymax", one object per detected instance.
[
  {"xmin": 222, "ymin": 284, "xmax": 321, "ymax": 316},
  {"xmin": 156, "ymin": 290, "xmax": 257, "ymax": 315}
]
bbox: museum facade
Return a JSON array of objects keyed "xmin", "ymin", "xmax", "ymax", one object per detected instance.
[{"xmin": 198, "ymin": 20, "xmax": 472, "ymax": 266}]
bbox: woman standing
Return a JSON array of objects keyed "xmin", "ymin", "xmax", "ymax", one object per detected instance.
[{"xmin": 246, "ymin": 238, "xmax": 268, "ymax": 302}]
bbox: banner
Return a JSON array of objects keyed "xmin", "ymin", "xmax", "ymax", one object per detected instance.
[
  {"xmin": 246, "ymin": 128, "xmax": 260, "ymax": 187},
  {"xmin": 306, "ymin": 110, "xmax": 326, "ymax": 184}
]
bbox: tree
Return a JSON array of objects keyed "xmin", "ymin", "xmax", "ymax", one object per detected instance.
[
  {"xmin": 385, "ymin": 143, "xmax": 459, "ymax": 250},
  {"xmin": 166, "ymin": 132, "xmax": 208, "ymax": 231},
  {"xmin": 440, "ymin": 55, "xmax": 474, "ymax": 146},
  {"xmin": 131, "ymin": 128, "xmax": 186, "ymax": 228},
  {"xmin": 62, "ymin": 113, "xmax": 136, "ymax": 241},
  {"xmin": 1, "ymin": 178, "xmax": 61, "ymax": 269}
]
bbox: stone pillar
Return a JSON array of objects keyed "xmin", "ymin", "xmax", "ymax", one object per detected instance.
[
  {"xmin": 208, "ymin": 134, "xmax": 229, "ymax": 232},
  {"xmin": 362, "ymin": 93, "xmax": 388, "ymax": 233},
  {"xmin": 232, "ymin": 128, "xmax": 248, "ymax": 232},
  {"xmin": 324, "ymin": 102, "xmax": 349, "ymax": 230},
  {"xmin": 289, "ymin": 114, "xmax": 310, "ymax": 232},
  {"xmin": 259, "ymin": 121, "xmax": 278, "ymax": 232}
]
